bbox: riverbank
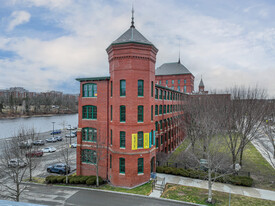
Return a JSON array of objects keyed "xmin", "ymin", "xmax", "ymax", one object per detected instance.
[
  {"xmin": 0, "ymin": 113, "xmax": 78, "ymax": 139},
  {"xmin": 0, "ymin": 112, "xmax": 78, "ymax": 120}
]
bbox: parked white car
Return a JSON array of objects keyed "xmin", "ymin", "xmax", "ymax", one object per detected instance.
[
  {"xmin": 8, "ymin": 159, "xmax": 27, "ymax": 168},
  {"xmin": 42, "ymin": 147, "xmax": 56, "ymax": 153},
  {"xmin": 70, "ymin": 143, "xmax": 77, "ymax": 148}
]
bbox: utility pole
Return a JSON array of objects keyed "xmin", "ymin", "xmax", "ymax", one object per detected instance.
[
  {"xmin": 52, "ymin": 122, "xmax": 55, "ymax": 138},
  {"xmin": 69, "ymin": 125, "xmax": 72, "ymax": 146}
]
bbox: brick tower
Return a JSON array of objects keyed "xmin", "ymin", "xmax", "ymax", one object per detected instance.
[{"xmin": 106, "ymin": 9, "xmax": 158, "ymax": 187}]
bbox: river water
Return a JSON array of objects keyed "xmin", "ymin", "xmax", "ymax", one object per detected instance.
[{"xmin": 0, "ymin": 114, "xmax": 78, "ymax": 139}]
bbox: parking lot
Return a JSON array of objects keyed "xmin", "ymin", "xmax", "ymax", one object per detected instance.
[{"xmin": 0, "ymin": 129, "xmax": 77, "ymax": 179}]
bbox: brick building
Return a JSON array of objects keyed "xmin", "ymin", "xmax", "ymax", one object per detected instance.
[{"xmin": 76, "ymin": 14, "xmax": 189, "ymax": 187}]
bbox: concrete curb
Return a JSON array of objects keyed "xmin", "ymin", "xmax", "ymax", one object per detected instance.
[{"xmin": 22, "ymin": 181, "xmax": 206, "ymax": 206}]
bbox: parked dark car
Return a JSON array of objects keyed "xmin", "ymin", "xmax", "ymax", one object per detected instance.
[
  {"xmin": 33, "ymin": 140, "xmax": 45, "ymax": 146},
  {"xmin": 50, "ymin": 130, "xmax": 61, "ymax": 135},
  {"xmin": 26, "ymin": 150, "xmax": 43, "ymax": 157},
  {"xmin": 47, "ymin": 164, "xmax": 70, "ymax": 175}
]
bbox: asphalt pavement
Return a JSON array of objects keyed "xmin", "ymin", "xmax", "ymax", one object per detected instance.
[{"xmin": 20, "ymin": 184, "xmax": 198, "ymax": 206}]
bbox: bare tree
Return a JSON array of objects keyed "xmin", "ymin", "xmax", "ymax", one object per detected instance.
[
  {"xmin": 24, "ymin": 128, "xmax": 42, "ymax": 181},
  {"xmin": 80, "ymin": 129, "xmax": 106, "ymax": 187},
  {"xmin": 222, "ymin": 87, "xmax": 267, "ymax": 168},
  {"xmin": 0, "ymin": 129, "xmax": 29, "ymax": 202},
  {"xmin": 183, "ymin": 95, "xmax": 234, "ymax": 203}
]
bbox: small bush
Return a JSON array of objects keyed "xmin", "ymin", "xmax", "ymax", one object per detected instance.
[
  {"xmin": 56, "ymin": 176, "xmax": 65, "ymax": 183},
  {"xmin": 178, "ymin": 168, "xmax": 190, "ymax": 177},
  {"xmin": 164, "ymin": 167, "xmax": 174, "ymax": 174},
  {"xmin": 79, "ymin": 176, "xmax": 89, "ymax": 184},
  {"xmin": 69, "ymin": 177, "xmax": 76, "ymax": 184},
  {"xmin": 86, "ymin": 176, "xmax": 96, "ymax": 185},
  {"xmin": 45, "ymin": 175, "xmax": 55, "ymax": 184},
  {"xmin": 227, "ymin": 175, "xmax": 253, "ymax": 187},
  {"xmin": 171, "ymin": 168, "xmax": 181, "ymax": 175},
  {"xmin": 156, "ymin": 166, "xmax": 164, "ymax": 173}
]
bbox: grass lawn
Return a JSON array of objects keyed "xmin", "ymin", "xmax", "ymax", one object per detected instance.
[
  {"xmin": 242, "ymin": 142, "xmax": 275, "ymax": 190},
  {"xmin": 98, "ymin": 181, "xmax": 152, "ymax": 196},
  {"xmin": 169, "ymin": 138, "xmax": 190, "ymax": 161},
  {"xmin": 162, "ymin": 184, "xmax": 275, "ymax": 206}
]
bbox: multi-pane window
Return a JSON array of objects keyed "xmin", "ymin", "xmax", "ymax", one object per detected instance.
[
  {"xmin": 138, "ymin": 131, "xmax": 143, "ymax": 148},
  {"xmin": 83, "ymin": 83, "xmax": 97, "ymax": 97},
  {"xmin": 110, "ymin": 105, "xmax": 113, "ymax": 121},
  {"xmin": 151, "ymin": 130, "xmax": 153, "ymax": 145},
  {"xmin": 167, "ymin": 92, "xmax": 169, "ymax": 100},
  {"xmin": 156, "ymin": 138, "xmax": 159, "ymax": 148},
  {"xmin": 82, "ymin": 105, "xmax": 97, "ymax": 119},
  {"xmin": 159, "ymin": 90, "xmax": 162, "ymax": 99},
  {"xmin": 120, "ymin": 131, "xmax": 126, "ymax": 148},
  {"xmin": 151, "ymin": 105, "xmax": 153, "ymax": 121},
  {"xmin": 164, "ymin": 105, "xmax": 166, "ymax": 114},
  {"xmin": 155, "ymin": 121, "xmax": 158, "ymax": 131},
  {"xmin": 138, "ymin": 105, "xmax": 144, "ymax": 122},
  {"xmin": 81, "ymin": 149, "xmax": 96, "ymax": 164},
  {"xmin": 120, "ymin": 80, "xmax": 126, "ymax": 96},
  {"xmin": 111, "ymin": 81, "xmax": 113, "ymax": 97},
  {"xmin": 184, "ymin": 86, "xmax": 187, "ymax": 93},
  {"xmin": 160, "ymin": 120, "xmax": 162, "ymax": 130},
  {"xmin": 159, "ymin": 105, "xmax": 162, "ymax": 115},
  {"xmin": 164, "ymin": 91, "xmax": 166, "ymax": 100},
  {"xmin": 119, "ymin": 158, "xmax": 125, "ymax": 174},
  {"xmin": 184, "ymin": 79, "xmax": 186, "ymax": 84},
  {"xmin": 120, "ymin": 105, "xmax": 126, "ymax": 122},
  {"xmin": 155, "ymin": 88, "xmax": 158, "ymax": 99},
  {"xmin": 151, "ymin": 81, "xmax": 154, "ymax": 97},
  {"xmin": 155, "ymin": 105, "xmax": 158, "ymax": 116},
  {"xmin": 110, "ymin": 129, "xmax": 112, "ymax": 145},
  {"xmin": 138, "ymin": 158, "xmax": 144, "ymax": 173},
  {"xmin": 178, "ymin": 79, "xmax": 180, "ymax": 84},
  {"xmin": 172, "ymin": 80, "xmax": 174, "ymax": 84},
  {"xmin": 159, "ymin": 80, "xmax": 161, "ymax": 85},
  {"xmin": 166, "ymin": 80, "xmax": 168, "ymax": 85},
  {"xmin": 178, "ymin": 86, "xmax": 180, "ymax": 91},
  {"xmin": 138, "ymin": 80, "xmax": 144, "ymax": 96},
  {"xmin": 110, "ymin": 155, "xmax": 112, "ymax": 169},
  {"xmin": 82, "ymin": 127, "xmax": 97, "ymax": 142}
]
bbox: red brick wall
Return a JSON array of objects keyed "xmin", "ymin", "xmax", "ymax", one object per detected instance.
[
  {"xmin": 155, "ymin": 73, "xmax": 194, "ymax": 93},
  {"xmin": 77, "ymin": 80, "xmax": 109, "ymax": 179},
  {"xmin": 106, "ymin": 43, "xmax": 158, "ymax": 187}
]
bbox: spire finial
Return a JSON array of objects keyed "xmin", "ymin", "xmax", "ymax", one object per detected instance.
[
  {"xmin": 178, "ymin": 40, "xmax": 181, "ymax": 63},
  {"xmin": 131, "ymin": 4, "xmax": 135, "ymax": 28}
]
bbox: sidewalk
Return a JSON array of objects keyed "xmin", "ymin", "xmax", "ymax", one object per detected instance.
[{"xmin": 157, "ymin": 173, "xmax": 275, "ymax": 201}]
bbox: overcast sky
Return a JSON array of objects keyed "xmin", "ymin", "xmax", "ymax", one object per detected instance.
[{"xmin": 0, "ymin": 0, "xmax": 274, "ymax": 96}]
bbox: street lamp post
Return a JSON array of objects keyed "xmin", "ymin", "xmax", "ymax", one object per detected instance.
[
  {"xmin": 52, "ymin": 122, "xmax": 55, "ymax": 138},
  {"xmin": 69, "ymin": 125, "xmax": 72, "ymax": 145}
]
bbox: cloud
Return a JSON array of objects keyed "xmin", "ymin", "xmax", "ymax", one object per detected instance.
[
  {"xmin": 7, "ymin": 10, "xmax": 31, "ymax": 31},
  {"xmin": 0, "ymin": 0, "xmax": 274, "ymax": 96}
]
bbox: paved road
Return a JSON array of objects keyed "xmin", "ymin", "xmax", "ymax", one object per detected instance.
[
  {"xmin": 20, "ymin": 184, "xmax": 196, "ymax": 206},
  {"xmin": 253, "ymin": 127, "xmax": 275, "ymax": 168}
]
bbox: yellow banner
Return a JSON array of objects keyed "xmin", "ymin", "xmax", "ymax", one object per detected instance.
[
  {"xmin": 144, "ymin": 133, "xmax": 149, "ymax": 149},
  {"xmin": 132, "ymin": 134, "xmax": 137, "ymax": 150}
]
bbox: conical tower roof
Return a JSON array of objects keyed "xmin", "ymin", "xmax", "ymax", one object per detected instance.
[
  {"xmin": 108, "ymin": 8, "xmax": 156, "ymax": 48},
  {"xmin": 199, "ymin": 78, "xmax": 204, "ymax": 87}
]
